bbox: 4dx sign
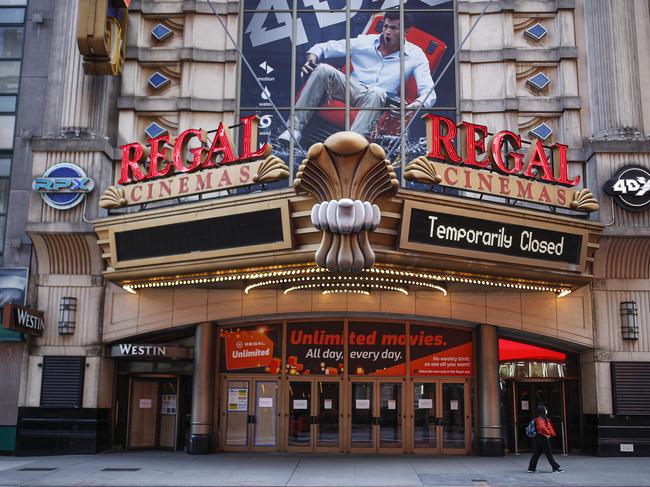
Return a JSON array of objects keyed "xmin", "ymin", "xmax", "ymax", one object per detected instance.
[{"xmin": 604, "ymin": 165, "xmax": 650, "ymax": 212}]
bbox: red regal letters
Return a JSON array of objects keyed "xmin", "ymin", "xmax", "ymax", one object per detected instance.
[
  {"xmin": 423, "ymin": 114, "xmax": 581, "ymax": 187},
  {"xmin": 118, "ymin": 115, "xmax": 268, "ymax": 185}
]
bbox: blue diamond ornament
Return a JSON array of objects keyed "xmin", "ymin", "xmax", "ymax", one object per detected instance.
[
  {"xmin": 145, "ymin": 122, "xmax": 168, "ymax": 139},
  {"xmin": 148, "ymin": 72, "xmax": 170, "ymax": 90},
  {"xmin": 527, "ymin": 72, "xmax": 550, "ymax": 91},
  {"xmin": 524, "ymin": 23, "xmax": 547, "ymax": 41},
  {"xmin": 152, "ymin": 23, "xmax": 173, "ymax": 42},
  {"xmin": 529, "ymin": 122, "xmax": 553, "ymax": 141}
]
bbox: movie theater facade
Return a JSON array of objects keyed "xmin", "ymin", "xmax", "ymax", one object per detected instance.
[
  {"xmin": 15, "ymin": 0, "xmax": 650, "ymax": 458},
  {"xmin": 96, "ymin": 109, "xmax": 602, "ymax": 456},
  {"xmin": 94, "ymin": 0, "xmax": 605, "ymax": 455}
]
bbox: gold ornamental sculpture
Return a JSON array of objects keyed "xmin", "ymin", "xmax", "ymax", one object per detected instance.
[{"xmin": 294, "ymin": 132, "xmax": 399, "ymax": 272}]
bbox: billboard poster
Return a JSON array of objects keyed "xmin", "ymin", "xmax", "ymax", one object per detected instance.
[
  {"xmin": 286, "ymin": 322, "xmax": 344, "ymax": 375},
  {"xmin": 0, "ymin": 267, "xmax": 28, "ymax": 340},
  {"xmin": 348, "ymin": 322, "xmax": 406, "ymax": 376},
  {"xmin": 409, "ymin": 324, "xmax": 472, "ymax": 376},
  {"xmin": 220, "ymin": 324, "xmax": 283, "ymax": 374},
  {"xmin": 240, "ymin": 0, "xmax": 456, "ymax": 166}
]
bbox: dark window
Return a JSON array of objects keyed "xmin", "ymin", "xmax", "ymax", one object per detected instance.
[
  {"xmin": 40, "ymin": 356, "xmax": 85, "ymax": 408},
  {"xmin": 115, "ymin": 208, "xmax": 284, "ymax": 261},
  {"xmin": 611, "ymin": 362, "xmax": 650, "ymax": 415}
]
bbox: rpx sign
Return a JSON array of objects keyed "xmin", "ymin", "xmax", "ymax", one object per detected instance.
[
  {"xmin": 32, "ymin": 163, "xmax": 95, "ymax": 210},
  {"xmin": 604, "ymin": 165, "xmax": 650, "ymax": 212},
  {"xmin": 33, "ymin": 178, "xmax": 94, "ymax": 192}
]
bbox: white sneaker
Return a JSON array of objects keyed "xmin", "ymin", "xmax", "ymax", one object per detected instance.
[{"xmin": 278, "ymin": 129, "xmax": 301, "ymax": 145}]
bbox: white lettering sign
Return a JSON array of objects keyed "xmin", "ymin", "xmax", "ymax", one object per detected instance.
[
  {"xmin": 16, "ymin": 308, "xmax": 44, "ymax": 332},
  {"xmin": 117, "ymin": 344, "xmax": 167, "ymax": 356}
]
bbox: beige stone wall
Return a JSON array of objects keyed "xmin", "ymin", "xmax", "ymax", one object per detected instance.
[
  {"xmin": 458, "ymin": 4, "xmax": 583, "ymax": 169},
  {"xmin": 103, "ymin": 281, "xmax": 593, "ymax": 347},
  {"xmin": 117, "ymin": 3, "xmax": 237, "ymax": 150}
]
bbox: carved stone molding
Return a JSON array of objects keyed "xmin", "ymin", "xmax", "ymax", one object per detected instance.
[{"xmin": 293, "ymin": 132, "xmax": 398, "ymax": 272}]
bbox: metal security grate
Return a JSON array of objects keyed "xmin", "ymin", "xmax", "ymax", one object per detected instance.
[
  {"xmin": 612, "ymin": 362, "xmax": 650, "ymax": 415},
  {"xmin": 40, "ymin": 356, "xmax": 85, "ymax": 408}
]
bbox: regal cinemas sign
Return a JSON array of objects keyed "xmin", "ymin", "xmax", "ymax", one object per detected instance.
[
  {"xmin": 100, "ymin": 113, "xmax": 598, "ymax": 212},
  {"xmin": 99, "ymin": 115, "xmax": 289, "ymax": 208},
  {"xmin": 404, "ymin": 115, "xmax": 599, "ymax": 212}
]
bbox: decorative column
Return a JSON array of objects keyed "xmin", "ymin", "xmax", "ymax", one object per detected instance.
[
  {"xmin": 478, "ymin": 324, "xmax": 504, "ymax": 456},
  {"xmin": 584, "ymin": 0, "xmax": 644, "ymax": 138},
  {"xmin": 187, "ymin": 322, "xmax": 216, "ymax": 454}
]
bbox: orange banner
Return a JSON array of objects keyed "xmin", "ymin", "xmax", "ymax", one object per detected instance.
[{"xmin": 224, "ymin": 329, "xmax": 275, "ymax": 370}]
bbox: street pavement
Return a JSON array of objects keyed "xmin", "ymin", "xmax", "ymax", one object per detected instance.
[{"xmin": 0, "ymin": 451, "xmax": 649, "ymax": 487}]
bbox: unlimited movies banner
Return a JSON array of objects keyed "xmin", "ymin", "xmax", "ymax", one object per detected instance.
[{"xmin": 285, "ymin": 322, "xmax": 472, "ymax": 376}]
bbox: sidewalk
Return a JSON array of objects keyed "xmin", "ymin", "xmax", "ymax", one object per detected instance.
[{"xmin": 0, "ymin": 451, "xmax": 649, "ymax": 487}]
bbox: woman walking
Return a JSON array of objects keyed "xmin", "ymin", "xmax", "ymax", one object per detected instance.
[{"xmin": 528, "ymin": 405, "xmax": 564, "ymax": 473}]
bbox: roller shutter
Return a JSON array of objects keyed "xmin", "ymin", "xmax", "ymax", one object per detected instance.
[
  {"xmin": 611, "ymin": 362, "xmax": 650, "ymax": 415},
  {"xmin": 40, "ymin": 356, "xmax": 85, "ymax": 408}
]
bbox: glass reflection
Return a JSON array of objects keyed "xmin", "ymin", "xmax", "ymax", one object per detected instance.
[
  {"xmin": 288, "ymin": 381, "xmax": 311, "ymax": 446},
  {"xmin": 351, "ymin": 382, "xmax": 373, "ymax": 447},
  {"xmin": 317, "ymin": 382, "xmax": 339, "ymax": 447},
  {"xmin": 379, "ymin": 382, "xmax": 402, "ymax": 448}
]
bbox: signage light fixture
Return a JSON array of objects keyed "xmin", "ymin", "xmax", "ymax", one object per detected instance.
[
  {"xmin": 620, "ymin": 301, "xmax": 639, "ymax": 340},
  {"xmin": 58, "ymin": 296, "xmax": 77, "ymax": 335},
  {"xmin": 120, "ymin": 265, "xmax": 572, "ymax": 298}
]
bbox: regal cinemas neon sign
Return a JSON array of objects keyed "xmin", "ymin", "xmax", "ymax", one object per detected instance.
[
  {"xmin": 101, "ymin": 113, "xmax": 598, "ymax": 212},
  {"xmin": 99, "ymin": 115, "xmax": 289, "ymax": 208},
  {"xmin": 404, "ymin": 115, "xmax": 599, "ymax": 212}
]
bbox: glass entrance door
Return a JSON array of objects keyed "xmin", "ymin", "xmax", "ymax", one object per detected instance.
[
  {"xmin": 350, "ymin": 381, "xmax": 374, "ymax": 451},
  {"xmin": 221, "ymin": 377, "xmax": 279, "ymax": 451},
  {"xmin": 287, "ymin": 379, "xmax": 341, "ymax": 452},
  {"xmin": 413, "ymin": 382, "xmax": 437, "ymax": 451},
  {"xmin": 512, "ymin": 381, "xmax": 566, "ymax": 453},
  {"xmin": 316, "ymin": 381, "xmax": 341, "ymax": 451},
  {"xmin": 128, "ymin": 379, "xmax": 158, "ymax": 449},
  {"xmin": 128, "ymin": 378, "xmax": 179, "ymax": 450},
  {"xmin": 287, "ymin": 380, "xmax": 312, "ymax": 450},
  {"xmin": 440, "ymin": 382, "xmax": 467, "ymax": 453},
  {"xmin": 411, "ymin": 379, "xmax": 470, "ymax": 454},
  {"xmin": 349, "ymin": 380, "xmax": 405, "ymax": 453}
]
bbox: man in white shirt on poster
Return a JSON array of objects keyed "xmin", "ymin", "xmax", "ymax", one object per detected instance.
[{"xmin": 278, "ymin": 10, "xmax": 436, "ymax": 144}]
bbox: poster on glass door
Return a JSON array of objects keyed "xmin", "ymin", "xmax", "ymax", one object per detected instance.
[
  {"xmin": 220, "ymin": 325, "xmax": 283, "ymax": 374},
  {"xmin": 409, "ymin": 325, "xmax": 473, "ymax": 376},
  {"xmin": 286, "ymin": 322, "xmax": 344, "ymax": 375}
]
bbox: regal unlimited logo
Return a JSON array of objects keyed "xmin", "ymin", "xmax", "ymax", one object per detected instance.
[
  {"xmin": 604, "ymin": 164, "xmax": 650, "ymax": 212},
  {"xmin": 32, "ymin": 162, "xmax": 94, "ymax": 210}
]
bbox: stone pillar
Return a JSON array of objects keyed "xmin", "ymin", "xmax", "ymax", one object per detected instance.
[
  {"xmin": 584, "ymin": 0, "xmax": 644, "ymax": 138},
  {"xmin": 187, "ymin": 322, "xmax": 216, "ymax": 454},
  {"xmin": 477, "ymin": 324, "xmax": 504, "ymax": 456}
]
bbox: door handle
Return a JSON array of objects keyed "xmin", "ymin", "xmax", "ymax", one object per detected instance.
[
  {"xmin": 311, "ymin": 416, "xmax": 318, "ymax": 425},
  {"xmin": 248, "ymin": 415, "xmax": 256, "ymax": 424}
]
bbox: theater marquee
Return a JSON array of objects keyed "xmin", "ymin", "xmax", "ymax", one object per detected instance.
[{"xmin": 400, "ymin": 200, "xmax": 590, "ymax": 272}]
